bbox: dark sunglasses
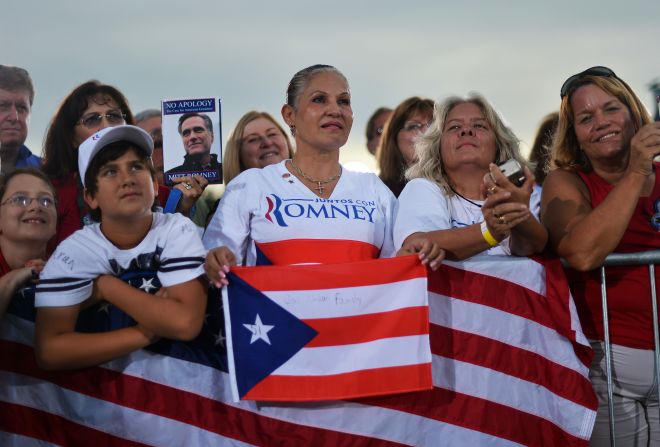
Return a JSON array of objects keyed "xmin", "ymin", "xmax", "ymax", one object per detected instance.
[{"xmin": 560, "ymin": 66, "xmax": 617, "ymax": 98}]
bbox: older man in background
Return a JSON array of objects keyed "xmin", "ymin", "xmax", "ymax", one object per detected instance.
[
  {"xmin": 0, "ymin": 65, "xmax": 40, "ymax": 174},
  {"xmin": 136, "ymin": 109, "xmax": 165, "ymax": 185}
]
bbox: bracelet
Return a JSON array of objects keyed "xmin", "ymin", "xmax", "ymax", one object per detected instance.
[{"xmin": 480, "ymin": 221, "xmax": 499, "ymax": 247}]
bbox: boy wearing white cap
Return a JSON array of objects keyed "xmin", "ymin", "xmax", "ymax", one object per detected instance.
[{"xmin": 34, "ymin": 125, "xmax": 207, "ymax": 370}]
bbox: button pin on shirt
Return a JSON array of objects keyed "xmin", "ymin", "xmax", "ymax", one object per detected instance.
[{"xmin": 282, "ymin": 173, "xmax": 295, "ymax": 184}]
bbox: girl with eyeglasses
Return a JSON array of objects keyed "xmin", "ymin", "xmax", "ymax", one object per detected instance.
[
  {"xmin": 41, "ymin": 81, "xmax": 205, "ymax": 245},
  {"xmin": 541, "ymin": 67, "xmax": 660, "ymax": 446},
  {"xmin": 0, "ymin": 168, "xmax": 56, "ymax": 318},
  {"xmin": 376, "ymin": 97, "xmax": 434, "ymax": 197}
]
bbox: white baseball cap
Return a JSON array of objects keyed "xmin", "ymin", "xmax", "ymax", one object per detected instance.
[{"xmin": 78, "ymin": 125, "xmax": 154, "ymax": 188}]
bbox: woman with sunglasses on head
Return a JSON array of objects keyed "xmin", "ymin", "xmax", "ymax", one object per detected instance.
[
  {"xmin": 0, "ymin": 168, "xmax": 56, "ymax": 318},
  {"xmin": 394, "ymin": 94, "xmax": 547, "ymax": 260},
  {"xmin": 41, "ymin": 81, "xmax": 206, "ymax": 245},
  {"xmin": 204, "ymin": 64, "xmax": 442, "ymax": 281},
  {"xmin": 377, "ymin": 97, "xmax": 434, "ymax": 197},
  {"xmin": 541, "ymin": 66, "xmax": 660, "ymax": 446}
]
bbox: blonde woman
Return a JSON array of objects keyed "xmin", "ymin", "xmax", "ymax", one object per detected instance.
[
  {"xmin": 223, "ymin": 111, "xmax": 293, "ymax": 185},
  {"xmin": 395, "ymin": 94, "xmax": 547, "ymax": 260}
]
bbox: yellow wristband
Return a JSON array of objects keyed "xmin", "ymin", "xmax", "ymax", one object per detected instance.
[{"xmin": 480, "ymin": 221, "xmax": 499, "ymax": 247}]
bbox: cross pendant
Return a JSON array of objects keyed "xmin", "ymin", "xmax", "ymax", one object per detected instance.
[{"xmin": 315, "ymin": 182, "xmax": 325, "ymax": 194}]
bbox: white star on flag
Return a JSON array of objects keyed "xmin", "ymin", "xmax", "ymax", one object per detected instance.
[
  {"xmin": 97, "ymin": 302, "xmax": 110, "ymax": 314},
  {"xmin": 139, "ymin": 278, "xmax": 157, "ymax": 293},
  {"xmin": 214, "ymin": 330, "xmax": 226, "ymax": 347},
  {"xmin": 243, "ymin": 314, "xmax": 274, "ymax": 345}
]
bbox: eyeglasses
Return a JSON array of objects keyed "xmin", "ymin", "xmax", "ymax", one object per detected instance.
[
  {"xmin": 401, "ymin": 122, "xmax": 430, "ymax": 133},
  {"xmin": 76, "ymin": 111, "xmax": 126, "ymax": 129},
  {"xmin": 560, "ymin": 66, "xmax": 617, "ymax": 98},
  {"xmin": 1, "ymin": 194, "xmax": 56, "ymax": 209},
  {"xmin": 149, "ymin": 128, "xmax": 162, "ymax": 140}
]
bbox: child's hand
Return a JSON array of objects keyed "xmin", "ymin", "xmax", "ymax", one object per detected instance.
[
  {"xmin": 2, "ymin": 266, "xmax": 37, "ymax": 293},
  {"xmin": 204, "ymin": 246, "xmax": 237, "ymax": 288},
  {"xmin": 136, "ymin": 324, "xmax": 160, "ymax": 344},
  {"xmin": 24, "ymin": 258, "xmax": 46, "ymax": 278},
  {"xmin": 82, "ymin": 275, "xmax": 114, "ymax": 309}
]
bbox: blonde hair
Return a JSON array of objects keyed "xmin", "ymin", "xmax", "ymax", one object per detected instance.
[
  {"xmin": 551, "ymin": 75, "xmax": 652, "ymax": 172},
  {"xmin": 223, "ymin": 111, "xmax": 294, "ymax": 184},
  {"xmin": 406, "ymin": 93, "xmax": 525, "ymax": 195}
]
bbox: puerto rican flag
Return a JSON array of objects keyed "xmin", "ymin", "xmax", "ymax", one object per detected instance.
[
  {"xmin": 222, "ymin": 256, "xmax": 432, "ymax": 401},
  {"xmin": 0, "ymin": 255, "xmax": 596, "ymax": 446}
]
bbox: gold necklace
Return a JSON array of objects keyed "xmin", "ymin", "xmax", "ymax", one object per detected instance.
[{"xmin": 289, "ymin": 158, "xmax": 342, "ymax": 194}]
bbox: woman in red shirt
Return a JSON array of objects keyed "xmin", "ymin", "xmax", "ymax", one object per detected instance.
[
  {"xmin": 41, "ymin": 81, "xmax": 206, "ymax": 245},
  {"xmin": 541, "ymin": 66, "xmax": 660, "ymax": 446}
]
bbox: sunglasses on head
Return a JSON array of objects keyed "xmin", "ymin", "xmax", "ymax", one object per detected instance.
[{"xmin": 560, "ymin": 66, "xmax": 617, "ymax": 98}]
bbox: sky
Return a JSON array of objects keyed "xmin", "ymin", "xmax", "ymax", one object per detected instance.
[{"xmin": 4, "ymin": 0, "xmax": 660, "ymax": 172}]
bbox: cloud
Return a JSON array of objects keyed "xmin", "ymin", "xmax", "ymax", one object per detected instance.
[{"xmin": 4, "ymin": 0, "xmax": 659, "ymax": 159}]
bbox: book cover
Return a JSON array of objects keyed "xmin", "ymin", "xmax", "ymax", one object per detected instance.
[{"xmin": 162, "ymin": 97, "xmax": 222, "ymax": 184}]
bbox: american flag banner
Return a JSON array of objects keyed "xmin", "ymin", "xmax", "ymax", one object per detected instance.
[
  {"xmin": 0, "ymin": 255, "xmax": 597, "ymax": 446},
  {"xmin": 222, "ymin": 256, "xmax": 432, "ymax": 401}
]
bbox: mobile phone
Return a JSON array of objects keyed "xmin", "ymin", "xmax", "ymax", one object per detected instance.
[{"xmin": 497, "ymin": 159, "xmax": 526, "ymax": 187}]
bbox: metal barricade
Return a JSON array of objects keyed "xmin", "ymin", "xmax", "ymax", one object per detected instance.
[{"xmin": 596, "ymin": 250, "xmax": 660, "ymax": 447}]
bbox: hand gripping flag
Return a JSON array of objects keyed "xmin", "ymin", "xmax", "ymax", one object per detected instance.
[{"xmin": 222, "ymin": 255, "xmax": 432, "ymax": 401}]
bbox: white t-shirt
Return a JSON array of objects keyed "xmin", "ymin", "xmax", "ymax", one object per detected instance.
[
  {"xmin": 203, "ymin": 160, "xmax": 397, "ymax": 266},
  {"xmin": 36, "ymin": 212, "xmax": 206, "ymax": 307},
  {"xmin": 393, "ymin": 178, "xmax": 542, "ymax": 256}
]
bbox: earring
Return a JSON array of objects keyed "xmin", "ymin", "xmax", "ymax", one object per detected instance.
[{"xmin": 289, "ymin": 124, "xmax": 296, "ymax": 137}]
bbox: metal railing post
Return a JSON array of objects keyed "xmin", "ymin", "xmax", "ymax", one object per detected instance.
[
  {"xmin": 564, "ymin": 249, "xmax": 660, "ymax": 447},
  {"xmin": 599, "ymin": 266, "xmax": 616, "ymax": 447},
  {"xmin": 649, "ymin": 264, "xmax": 660, "ymax": 414}
]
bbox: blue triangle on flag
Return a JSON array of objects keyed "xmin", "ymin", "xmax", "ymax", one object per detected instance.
[
  {"xmin": 227, "ymin": 272, "xmax": 318, "ymax": 398},
  {"xmin": 255, "ymin": 245, "xmax": 273, "ymax": 266},
  {"xmin": 7, "ymin": 286, "xmax": 36, "ymax": 321}
]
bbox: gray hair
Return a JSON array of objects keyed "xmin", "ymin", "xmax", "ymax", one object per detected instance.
[
  {"xmin": 406, "ymin": 93, "xmax": 525, "ymax": 195},
  {"xmin": 285, "ymin": 64, "xmax": 349, "ymax": 110},
  {"xmin": 134, "ymin": 109, "xmax": 161, "ymax": 124},
  {"xmin": 0, "ymin": 65, "xmax": 34, "ymax": 105}
]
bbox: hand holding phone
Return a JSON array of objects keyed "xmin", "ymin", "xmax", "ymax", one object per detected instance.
[{"xmin": 497, "ymin": 159, "xmax": 526, "ymax": 187}]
